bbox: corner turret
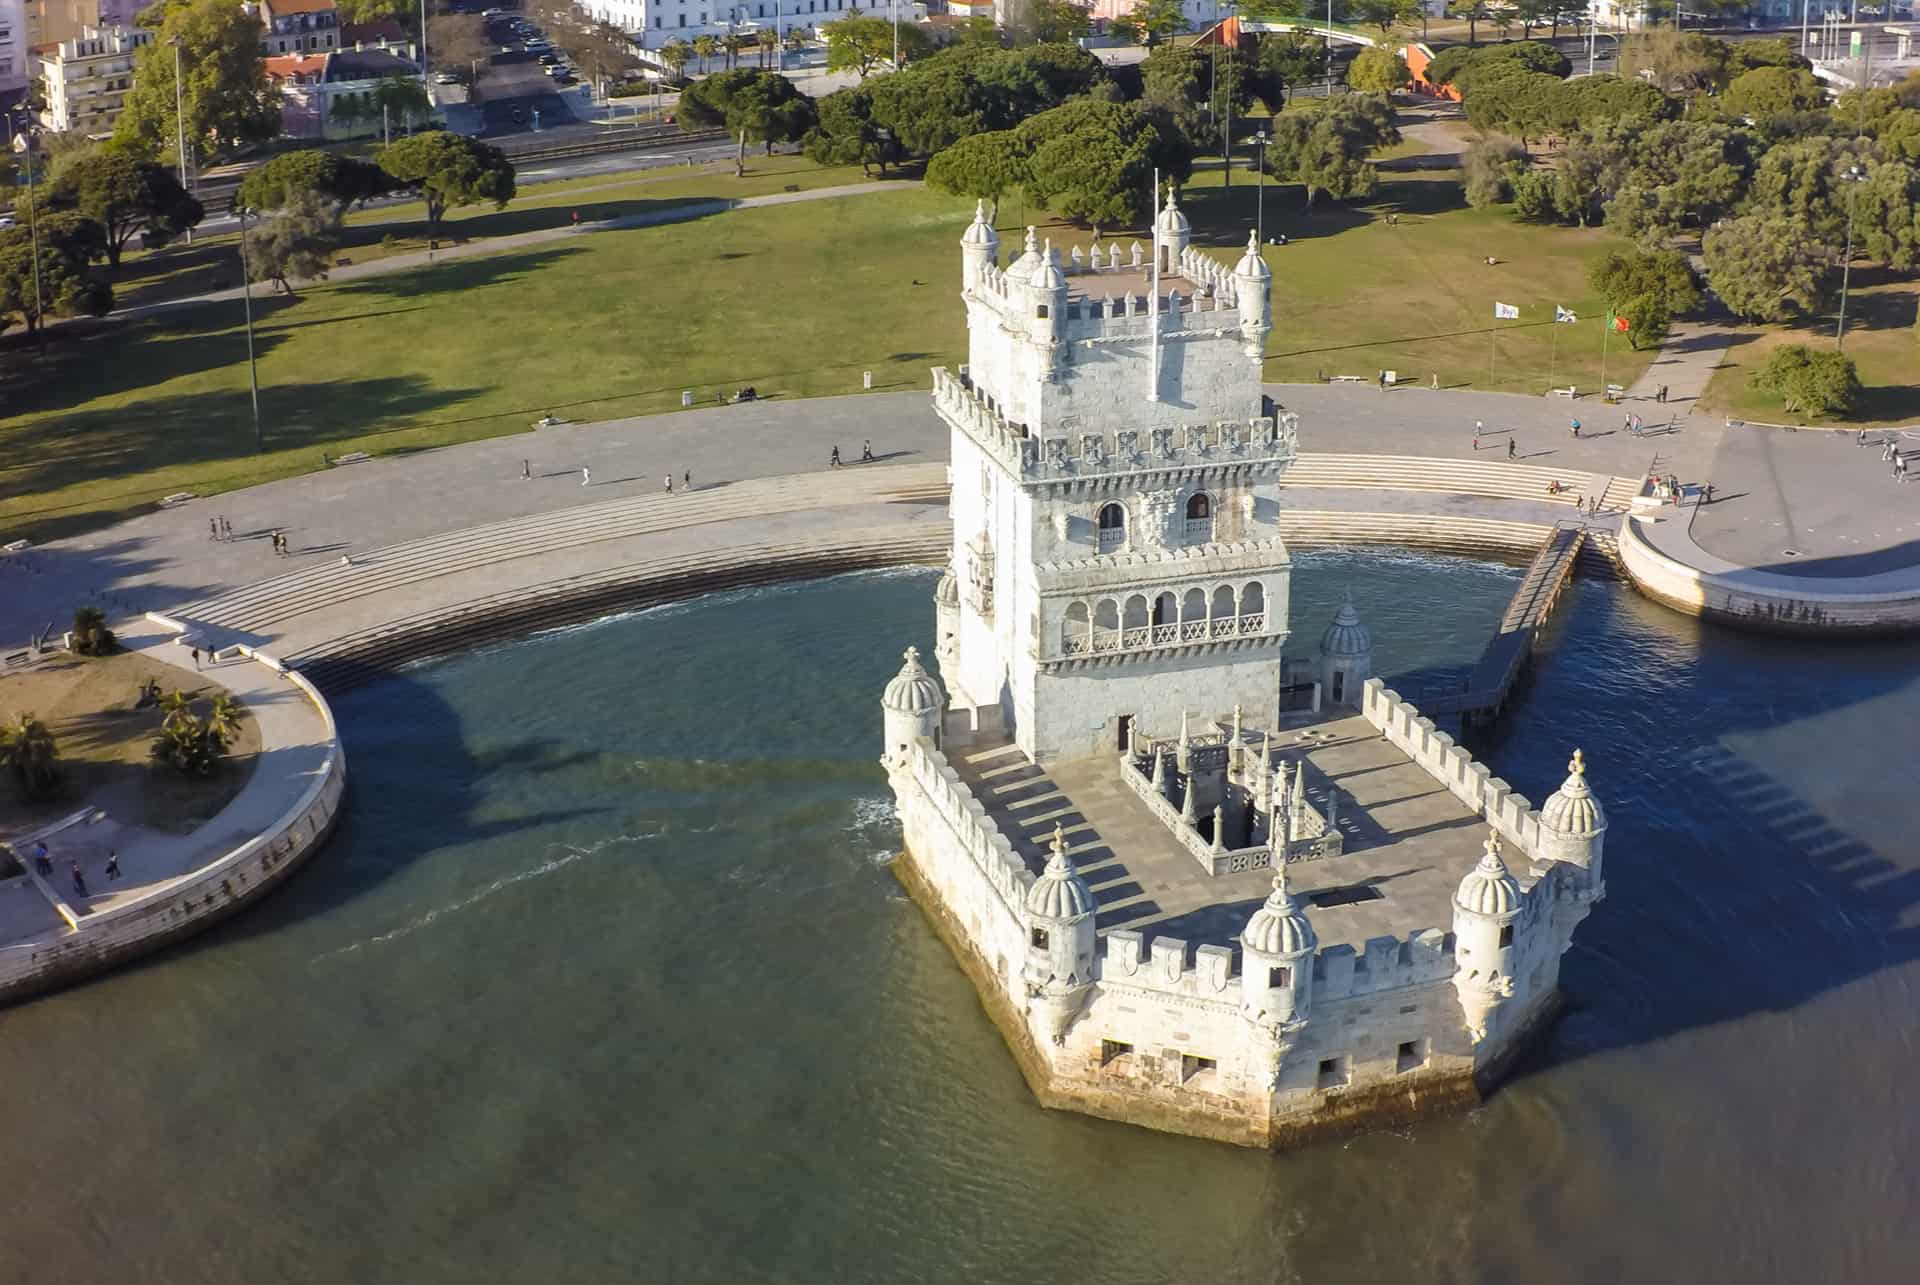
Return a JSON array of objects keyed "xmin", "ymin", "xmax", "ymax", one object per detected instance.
[
  {"xmin": 1318, "ymin": 589, "xmax": 1372, "ymax": 709},
  {"xmin": 1023, "ymin": 824, "xmax": 1097, "ymax": 1044},
  {"xmin": 960, "ymin": 199, "xmax": 998, "ymax": 291},
  {"xmin": 1451, "ymin": 832, "xmax": 1524, "ymax": 1043},
  {"xmin": 1538, "ymin": 749, "xmax": 1606, "ymax": 890},
  {"xmin": 932, "ymin": 563, "xmax": 961, "ymax": 687},
  {"xmin": 881, "ymin": 646, "xmax": 944, "ymax": 765},
  {"xmin": 1153, "ymin": 189, "xmax": 1191, "ymax": 274},
  {"xmin": 1241, "ymin": 863, "xmax": 1317, "ymax": 1089},
  {"xmin": 1233, "ymin": 229, "xmax": 1272, "ymax": 356}
]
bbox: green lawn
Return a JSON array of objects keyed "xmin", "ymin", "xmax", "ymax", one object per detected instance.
[
  {"xmin": 2, "ymin": 162, "xmax": 1653, "ymax": 544},
  {"xmin": 1701, "ymin": 273, "xmax": 1920, "ymax": 428}
]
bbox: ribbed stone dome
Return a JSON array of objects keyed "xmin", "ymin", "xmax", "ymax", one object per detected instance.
[
  {"xmin": 1235, "ymin": 228, "xmax": 1271, "ymax": 280},
  {"xmin": 934, "ymin": 567, "xmax": 959, "ymax": 608},
  {"xmin": 1319, "ymin": 589, "xmax": 1370, "ymax": 658},
  {"xmin": 1243, "ymin": 864, "xmax": 1316, "ymax": 957},
  {"xmin": 1031, "ymin": 240, "xmax": 1068, "ymax": 293},
  {"xmin": 1155, "ymin": 191, "xmax": 1191, "ymax": 236},
  {"xmin": 1004, "ymin": 226, "xmax": 1043, "ymax": 283},
  {"xmin": 1026, "ymin": 826, "xmax": 1095, "ymax": 920},
  {"xmin": 1540, "ymin": 749, "xmax": 1606, "ymax": 837},
  {"xmin": 1456, "ymin": 833, "xmax": 1522, "ymax": 917},
  {"xmin": 961, "ymin": 199, "xmax": 999, "ymax": 247},
  {"xmin": 881, "ymin": 647, "xmax": 943, "ymax": 716}
]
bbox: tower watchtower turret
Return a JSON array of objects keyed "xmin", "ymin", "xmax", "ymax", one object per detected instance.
[
  {"xmin": 1153, "ymin": 189, "xmax": 1191, "ymax": 273},
  {"xmin": 1318, "ymin": 590, "xmax": 1372, "ymax": 710},
  {"xmin": 1023, "ymin": 824, "xmax": 1097, "ymax": 1044},
  {"xmin": 1233, "ymin": 229, "xmax": 1273, "ymax": 357},
  {"xmin": 880, "ymin": 647, "xmax": 944, "ymax": 766},
  {"xmin": 1452, "ymin": 832, "xmax": 1525, "ymax": 1043},
  {"xmin": 1538, "ymin": 749, "xmax": 1607, "ymax": 889},
  {"xmin": 960, "ymin": 199, "xmax": 998, "ymax": 292}
]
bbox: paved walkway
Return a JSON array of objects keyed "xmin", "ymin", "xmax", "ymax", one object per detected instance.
[{"xmin": 118, "ymin": 181, "xmax": 923, "ymax": 322}]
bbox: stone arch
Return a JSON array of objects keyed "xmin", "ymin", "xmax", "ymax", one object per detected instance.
[
  {"xmin": 1063, "ymin": 600, "xmax": 1090, "ymax": 652},
  {"xmin": 1241, "ymin": 580, "xmax": 1265, "ymax": 616},
  {"xmin": 1123, "ymin": 594, "xmax": 1150, "ymax": 631},
  {"xmin": 1182, "ymin": 587, "xmax": 1207, "ymax": 623},
  {"xmin": 1152, "ymin": 591, "xmax": 1178, "ymax": 627},
  {"xmin": 1093, "ymin": 597, "xmax": 1120, "ymax": 650},
  {"xmin": 1211, "ymin": 583, "xmax": 1237, "ymax": 622},
  {"xmin": 1184, "ymin": 490, "xmax": 1216, "ymax": 543}
]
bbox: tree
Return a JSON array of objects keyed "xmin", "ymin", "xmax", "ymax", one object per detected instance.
[
  {"xmin": 1463, "ymin": 136, "xmax": 1528, "ymax": 207},
  {"xmin": 1252, "ymin": 33, "xmax": 1321, "ymax": 107},
  {"xmin": 1423, "ymin": 45, "xmax": 1477, "ymax": 88},
  {"xmin": 373, "ymin": 75, "xmax": 432, "ymax": 134},
  {"xmin": 1004, "ymin": 0, "xmax": 1093, "ymax": 44},
  {"xmin": 1445, "ymin": 0, "xmax": 1489, "ymax": 46},
  {"xmin": 1587, "ymin": 248, "xmax": 1698, "ymax": 347},
  {"xmin": 926, "ymin": 130, "xmax": 1029, "ymax": 221},
  {"xmin": 1459, "ymin": 39, "xmax": 1571, "ymax": 84},
  {"xmin": 1561, "ymin": 74, "xmax": 1675, "ymax": 130},
  {"xmin": 429, "ymin": 10, "xmax": 494, "ymax": 88},
  {"xmin": 0, "ymin": 713, "xmax": 61, "ymax": 802},
  {"xmin": 0, "ymin": 233, "xmax": 113, "ymax": 335},
  {"xmin": 378, "ymin": 132, "xmax": 516, "ymax": 240},
  {"xmin": 1462, "ymin": 69, "xmax": 1569, "ymax": 148},
  {"xmin": 1347, "ymin": 47, "xmax": 1410, "ymax": 97},
  {"xmin": 678, "ymin": 69, "xmax": 817, "ymax": 175},
  {"xmin": 1745, "ymin": 136, "xmax": 1879, "ymax": 251},
  {"xmin": 41, "ymin": 150, "xmax": 203, "ymax": 268},
  {"xmin": 1604, "ymin": 120, "xmax": 1752, "ymax": 244},
  {"xmin": 1511, "ymin": 169, "xmax": 1559, "ymax": 222},
  {"xmin": 691, "ymin": 35, "xmax": 721, "ymax": 75},
  {"xmin": 1348, "ymin": 0, "xmax": 1421, "ymax": 38},
  {"xmin": 823, "ymin": 16, "xmax": 930, "ymax": 79},
  {"xmin": 1013, "ymin": 98, "xmax": 1191, "ymax": 236},
  {"xmin": 1751, "ymin": 345, "xmax": 1861, "ymax": 419},
  {"xmin": 1136, "ymin": 0, "xmax": 1188, "ymax": 45},
  {"xmin": 238, "ymin": 151, "xmax": 392, "ymax": 214},
  {"xmin": 869, "ymin": 62, "xmax": 996, "ymax": 157},
  {"xmin": 1620, "ymin": 29, "xmax": 1730, "ymax": 96},
  {"xmin": 1724, "ymin": 66, "xmax": 1823, "ymax": 120},
  {"xmin": 152, "ymin": 691, "xmax": 238, "ymax": 778},
  {"xmin": 330, "ymin": 92, "xmax": 369, "ymax": 141},
  {"xmin": 243, "ymin": 191, "xmax": 341, "ymax": 296},
  {"xmin": 805, "ymin": 86, "xmax": 901, "ymax": 176},
  {"xmin": 1552, "ymin": 130, "xmax": 1627, "ymax": 227},
  {"xmin": 114, "ymin": 0, "xmax": 281, "ymax": 163},
  {"xmin": 69, "ymin": 606, "xmax": 116, "ymax": 656},
  {"xmin": 1264, "ymin": 97, "xmax": 1392, "ymax": 210},
  {"xmin": 660, "ymin": 40, "xmax": 692, "ymax": 82},
  {"xmin": 1703, "ymin": 216, "xmax": 1831, "ymax": 322}
]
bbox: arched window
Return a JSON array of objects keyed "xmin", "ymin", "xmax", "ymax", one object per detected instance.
[
  {"xmin": 1181, "ymin": 588, "xmax": 1207, "ymax": 638},
  {"xmin": 1122, "ymin": 594, "xmax": 1150, "ymax": 633},
  {"xmin": 1096, "ymin": 502, "xmax": 1126, "ymax": 553},
  {"xmin": 1152, "ymin": 591, "xmax": 1178, "ymax": 633},
  {"xmin": 1184, "ymin": 491, "xmax": 1214, "ymax": 543},
  {"xmin": 1062, "ymin": 600, "xmax": 1090, "ymax": 655},
  {"xmin": 1241, "ymin": 580, "xmax": 1265, "ymax": 616},
  {"xmin": 1211, "ymin": 584, "xmax": 1236, "ymax": 624},
  {"xmin": 1092, "ymin": 598, "xmax": 1121, "ymax": 651}
]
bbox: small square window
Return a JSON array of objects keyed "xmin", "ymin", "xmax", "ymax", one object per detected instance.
[
  {"xmin": 1100, "ymin": 1039, "xmax": 1133, "ymax": 1067},
  {"xmin": 1316, "ymin": 1056, "xmax": 1350, "ymax": 1090},
  {"xmin": 1499, "ymin": 924, "xmax": 1514, "ymax": 947},
  {"xmin": 1180, "ymin": 1054, "xmax": 1217, "ymax": 1083},
  {"xmin": 1267, "ymin": 965, "xmax": 1289, "ymax": 989},
  {"xmin": 1030, "ymin": 927, "xmax": 1049, "ymax": 950},
  {"xmin": 1396, "ymin": 1039, "xmax": 1428, "ymax": 1073}
]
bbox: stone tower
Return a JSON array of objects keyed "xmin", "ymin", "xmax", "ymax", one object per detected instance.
[
  {"xmin": 930, "ymin": 195, "xmax": 1301, "ymax": 762},
  {"xmin": 1451, "ymin": 832, "xmax": 1526, "ymax": 1044},
  {"xmin": 880, "ymin": 646, "xmax": 944, "ymax": 766},
  {"xmin": 1023, "ymin": 823, "xmax": 1097, "ymax": 1044},
  {"xmin": 1318, "ymin": 590, "xmax": 1372, "ymax": 710},
  {"xmin": 1240, "ymin": 864, "xmax": 1317, "ymax": 1086}
]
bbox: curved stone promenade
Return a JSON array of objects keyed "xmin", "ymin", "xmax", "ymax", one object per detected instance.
[{"xmin": 4, "ymin": 382, "xmax": 1915, "ymax": 1000}]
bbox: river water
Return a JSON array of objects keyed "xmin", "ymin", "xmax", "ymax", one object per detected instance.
[{"xmin": 1, "ymin": 557, "xmax": 1913, "ymax": 1283}]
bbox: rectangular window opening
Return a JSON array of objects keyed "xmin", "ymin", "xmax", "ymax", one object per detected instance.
[
  {"xmin": 1396, "ymin": 1039, "xmax": 1428, "ymax": 1074},
  {"xmin": 1316, "ymin": 1056, "xmax": 1351, "ymax": 1091},
  {"xmin": 1100, "ymin": 1039, "xmax": 1133, "ymax": 1067},
  {"xmin": 1499, "ymin": 924, "xmax": 1515, "ymax": 947},
  {"xmin": 1180, "ymin": 1054, "xmax": 1218, "ymax": 1084},
  {"xmin": 1030, "ymin": 927, "xmax": 1049, "ymax": 950},
  {"xmin": 1267, "ymin": 965, "xmax": 1290, "ymax": 989}
]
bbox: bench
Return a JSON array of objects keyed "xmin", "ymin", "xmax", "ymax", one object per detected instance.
[
  {"xmin": 158, "ymin": 491, "xmax": 197, "ymax": 508},
  {"xmin": 1549, "ymin": 386, "xmax": 1578, "ymax": 399},
  {"xmin": 1329, "ymin": 375, "xmax": 1370, "ymax": 385},
  {"xmin": 329, "ymin": 451, "xmax": 372, "ymax": 466}
]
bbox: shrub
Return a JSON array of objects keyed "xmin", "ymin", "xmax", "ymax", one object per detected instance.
[
  {"xmin": 70, "ymin": 606, "xmax": 116, "ymax": 656},
  {"xmin": 1751, "ymin": 345, "xmax": 1861, "ymax": 419},
  {"xmin": 1511, "ymin": 170, "xmax": 1560, "ymax": 222},
  {"xmin": 0, "ymin": 713, "xmax": 62, "ymax": 801},
  {"xmin": 151, "ymin": 692, "xmax": 242, "ymax": 778},
  {"xmin": 1463, "ymin": 136, "xmax": 1528, "ymax": 208}
]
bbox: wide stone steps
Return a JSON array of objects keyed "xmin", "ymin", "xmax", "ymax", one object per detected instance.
[
  {"xmin": 1274, "ymin": 510, "xmax": 1555, "ymax": 559},
  {"xmin": 287, "ymin": 526, "xmax": 950, "ymax": 693},
  {"xmin": 176, "ymin": 465, "xmax": 950, "ymax": 636},
  {"xmin": 1287, "ymin": 453, "xmax": 1637, "ymax": 512}
]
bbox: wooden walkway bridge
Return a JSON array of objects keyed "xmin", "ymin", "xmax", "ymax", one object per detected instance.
[{"xmin": 1421, "ymin": 524, "xmax": 1588, "ymax": 727}]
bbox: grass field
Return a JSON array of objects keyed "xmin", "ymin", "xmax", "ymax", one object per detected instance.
[
  {"xmin": 4, "ymin": 160, "xmax": 1655, "ymax": 543},
  {"xmin": 1700, "ymin": 272, "xmax": 1920, "ymax": 428}
]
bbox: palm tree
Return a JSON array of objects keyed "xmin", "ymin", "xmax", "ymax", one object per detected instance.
[
  {"xmin": 691, "ymin": 34, "xmax": 720, "ymax": 75},
  {"xmin": 207, "ymin": 694, "xmax": 242, "ymax": 745},
  {"xmin": 158, "ymin": 689, "xmax": 193, "ymax": 734},
  {"xmin": 661, "ymin": 40, "xmax": 692, "ymax": 83},
  {"xmin": 757, "ymin": 27, "xmax": 777, "ymax": 70},
  {"xmin": 0, "ymin": 713, "xmax": 61, "ymax": 801}
]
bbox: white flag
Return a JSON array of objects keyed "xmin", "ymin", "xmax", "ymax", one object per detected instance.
[
  {"xmin": 1494, "ymin": 302, "xmax": 1520, "ymax": 320},
  {"xmin": 1555, "ymin": 306, "xmax": 1578, "ymax": 323}
]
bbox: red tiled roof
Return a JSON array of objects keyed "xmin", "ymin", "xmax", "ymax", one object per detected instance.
[{"xmin": 264, "ymin": 52, "xmax": 330, "ymax": 79}]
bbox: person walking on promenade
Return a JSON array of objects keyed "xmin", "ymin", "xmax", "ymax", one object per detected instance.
[
  {"xmin": 522, "ymin": 459, "xmax": 531, "ymax": 481},
  {"xmin": 105, "ymin": 851, "xmax": 120, "ymax": 882},
  {"xmin": 1474, "ymin": 421, "xmax": 1483, "ymax": 451},
  {"xmin": 665, "ymin": 474, "xmax": 674, "ymax": 494},
  {"xmin": 862, "ymin": 439, "xmax": 874, "ymax": 462},
  {"xmin": 1507, "ymin": 438, "xmax": 1517, "ymax": 460},
  {"xmin": 581, "ymin": 467, "xmax": 592, "ymax": 487},
  {"xmin": 829, "ymin": 446, "xmax": 842, "ymax": 468},
  {"xmin": 1701, "ymin": 482, "xmax": 1714, "ymax": 506},
  {"xmin": 71, "ymin": 862, "xmax": 87, "ymax": 897},
  {"xmin": 1658, "ymin": 385, "xmax": 1668, "ymax": 404},
  {"xmin": 1569, "ymin": 418, "xmax": 1581, "ymax": 439},
  {"xmin": 33, "ymin": 842, "xmax": 51, "ymax": 877},
  {"xmin": 683, "ymin": 470, "xmax": 691, "ymax": 491},
  {"xmin": 209, "ymin": 518, "xmax": 220, "ymax": 541}
]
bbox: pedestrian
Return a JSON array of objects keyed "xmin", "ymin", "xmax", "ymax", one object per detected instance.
[
  {"xmin": 829, "ymin": 445, "xmax": 841, "ymax": 468},
  {"xmin": 1473, "ymin": 421, "xmax": 1483, "ymax": 451},
  {"xmin": 1858, "ymin": 428, "xmax": 1868, "ymax": 446},
  {"xmin": 33, "ymin": 842, "xmax": 51, "ymax": 876},
  {"xmin": 222, "ymin": 516, "xmax": 232, "ymax": 540},
  {"xmin": 105, "ymin": 851, "xmax": 121, "ymax": 881},
  {"xmin": 571, "ymin": 209, "xmax": 580, "ymax": 227},
  {"xmin": 209, "ymin": 518, "xmax": 219, "ymax": 541},
  {"xmin": 1378, "ymin": 370, "xmax": 1388, "ymax": 391},
  {"xmin": 862, "ymin": 439, "xmax": 874, "ymax": 462},
  {"xmin": 1658, "ymin": 385, "xmax": 1668, "ymax": 404},
  {"xmin": 683, "ymin": 470, "xmax": 691, "ymax": 491},
  {"xmin": 665, "ymin": 473, "xmax": 674, "ymax": 494},
  {"xmin": 1885, "ymin": 440, "xmax": 1897, "ymax": 463},
  {"xmin": 522, "ymin": 459, "xmax": 531, "ymax": 480},
  {"xmin": 1431, "ymin": 372, "xmax": 1439, "ymax": 390},
  {"xmin": 581, "ymin": 467, "xmax": 592, "ymax": 487},
  {"xmin": 1507, "ymin": 438, "xmax": 1517, "ymax": 461},
  {"xmin": 71, "ymin": 862, "xmax": 87, "ymax": 897},
  {"xmin": 1702, "ymin": 482, "xmax": 1714, "ymax": 505},
  {"xmin": 1569, "ymin": 418, "xmax": 1581, "ymax": 439}
]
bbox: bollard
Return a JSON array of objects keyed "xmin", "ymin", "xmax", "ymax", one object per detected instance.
[
  {"xmin": 863, "ymin": 370, "xmax": 873, "ymax": 390},
  {"xmin": 682, "ymin": 390, "xmax": 693, "ymax": 408}
]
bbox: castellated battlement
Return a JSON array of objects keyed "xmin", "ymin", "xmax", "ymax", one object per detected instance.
[
  {"xmin": 1362, "ymin": 678, "xmax": 1543, "ymax": 859},
  {"xmin": 931, "ymin": 365, "xmax": 1297, "ymax": 484}
]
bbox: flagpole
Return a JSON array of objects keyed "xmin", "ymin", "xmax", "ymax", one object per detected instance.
[
  {"xmin": 1489, "ymin": 324, "xmax": 1496, "ymax": 387},
  {"xmin": 1549, "ymin": 322, "xmax": 1558, "ymax": 393},
  {"xmin": 1600, "ymin": 310, "xmax": 1612, "ymax": 399}
]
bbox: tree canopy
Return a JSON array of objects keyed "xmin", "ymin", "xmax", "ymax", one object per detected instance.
[
  {"xmin": 679, "ymin": 69, "xmax": 817, "ymax": 175},
  {"xmin": 1263, "ymin": 95, "xmax": 1397, "ymax": 210},
  {"xmin": 237, "ymin": 151, "xmax": 393, "ymax": 214},
  {"xmin": 823, "ymin": 16, "xmax": 932, "ymax": 79},
  {"xmin": 242, "ymin": 190, "xmax": 341, "ymax": 296},
  {"xmin": 0, "ymin": 224, "xmax": 112, "ymax": 335},
  {"xmin": 1011, "ymin": 99, "xmax": 1192, "ymax": 235},
  {"xmin": 377, "ymin": 132, "xmax": 515, "ymax": 238},
  {"xmin": 1702, "ymin": 215, "xmax": 1831, "ymax": 322},
  {"xmin": 115, "ymin": 0, "xmax": 281, "ymax": 163},
  {"xmin": 1751, "ymin": 345, "xmax": 1861, "ymax": 419},
  {"xmin": 1346, "ymin": 47, "xmax": 1411, "ymax": 97},
  {"xmin": 43, "ymin": 150, "xmax": 203, "ymax": 267}
]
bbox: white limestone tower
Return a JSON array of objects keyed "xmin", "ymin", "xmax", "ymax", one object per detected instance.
[
  {"xmin": 1318, "ymin": 590, "xmax": 1373, "ymax": 710},
  {"xmin": 1241, "ymin": 863, "xmax": 1317, "ymax": 1089},
  {"xmin": 1022, "ymin": 824, "xmax": 1097, "ymax": 1044},
  {"xmin": 1153, "ymin": 188, "xmax": 1191, "ymax": 272},
  {"xmin": 960, "ymin": 199, "xmax": 998, "ymax": 291},
  {"xmin": 933, "ymin": 563, "xmax": 961, "ymax": 685},
  {"xmin": 1233, "ymin": 228, "xmax": 1273, "ymax": 357},
  {"xmin": 1537, "ymin": 748, "xmax": 1607, "ymax": 888},
  {"xmin": 1451, "ymin": 832, "xmax": 1525, "ymax": 1044},
  {"xmin": 880, "ymin": 647, "xmax": 944, "ymax": 766}
]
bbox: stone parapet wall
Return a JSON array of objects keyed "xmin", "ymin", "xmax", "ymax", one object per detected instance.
[
  {"xmin": 0, "ymin": 670, "xmax": 347, "ymax": 1006},
  {"xmin": 1361, "ymin": 678, "xmax": 1543, "ymax": 859}
]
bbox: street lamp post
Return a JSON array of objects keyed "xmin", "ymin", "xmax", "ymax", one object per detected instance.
[
  {"xmin": 10, "ymin": 107, "xmax": 45, "ymax": 349},
  {"xmin": 234, "ymin": 203, "xmax": 265, "ymax": 453},
  {"xmin": 1836, "ymin": 164, "xmax": 1868, "ymax": 352},
  {"xmin": 168, "ymin": 35, "xmax": 194, "ymax": 244},
  {"xmin": 1255, "ymin": 128, "xmax": 1270, "ymax": 245}
]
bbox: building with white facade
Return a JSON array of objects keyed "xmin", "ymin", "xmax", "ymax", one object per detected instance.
[
  {"xmin": 256, "ymin": 0, "xmax": 340, "ymax": 56},
  {"xmin": 581, "ymin": 0, "xmax": 875, "ymax": 48},
  {"xmin": 0, "ymin": 0, "xmax": 26, "ymax": 96},
  {"xmin": 879, "ymin": 199, "xmax": 1610, "ymax": 1148},
  {"xmin": 32, "ymin": 23, "xmax": 147, "ymax": 136}
]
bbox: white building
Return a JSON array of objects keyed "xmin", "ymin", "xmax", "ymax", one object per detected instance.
[
  {"xmin": 879, "ymin": 199, "xmax": 1609, "ymax": 1148},
  {"xmin": 0, "ymin": 0, "xmax": 26, "ymax": 95},
  {"xmin": 582, "ymin": 0, "xmax": 860, "ymax": 48},
  {"xmin": 33, "ymin": 22, "xmax": 148, "ymax": 136}
]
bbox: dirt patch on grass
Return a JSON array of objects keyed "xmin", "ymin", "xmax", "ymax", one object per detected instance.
[{"xmin": 0, "ymin": 651, "xmax": 260, "ymax": 836}]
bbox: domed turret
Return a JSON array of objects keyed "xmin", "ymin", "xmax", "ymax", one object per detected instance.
[
  {"xmin": 1318, "ymin": 590, "xmax": 1372, "ymax": 709},
  {"xmin": 1153, "ymin": 189, "xmax": 1190, "ymax": 274},
  {"xmin": 932, "ymin": 565, "xmax": 961, "ymax": 690},
  {"xmin": 960, "ymin": 199, "xmax": 999, "ymax": 290},
  {"xmin": 1241, "ymin": 863, "xmax": 1316, "ymax": 1028},
  {"xmin": 1029, "ymin": 239, "xmax": 1069, "ymax": 346},
  {"xmin": 1452, "ymin": 832, "xmax": 1526, "ymax": 1043},
  {"xmin": 880, "ymin": 646, "xmax": 944, "ymax": 765},
  {"xmin": 1004, "ymin": 225, "xmax": 1043, "ymax": 283},
  {"xmin": 1538, "ymin": 749, "xmax": 1607, "ymax": 883},
  {"xmin": 1023, "ymin": 824, "xmax": 1097, "ymax": 1044}
]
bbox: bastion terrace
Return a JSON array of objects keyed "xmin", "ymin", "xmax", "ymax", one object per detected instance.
[{"xmin": 948, "ymin": 708, "xmax": 1496, "ymax": 957}]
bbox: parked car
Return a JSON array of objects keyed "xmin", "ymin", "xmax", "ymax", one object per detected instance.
[{"xmin": 433, "ymin": 71, "xmax": 459, "ymax": 84}]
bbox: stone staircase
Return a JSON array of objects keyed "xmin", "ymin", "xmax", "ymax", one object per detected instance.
[
  {"xmin": 1287, "ymin": 453, "xmax": 1639, "ymax": 514},
  {"xmin": 174, "ymin": 465, "xmax": 949, "ymax": 638}
]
